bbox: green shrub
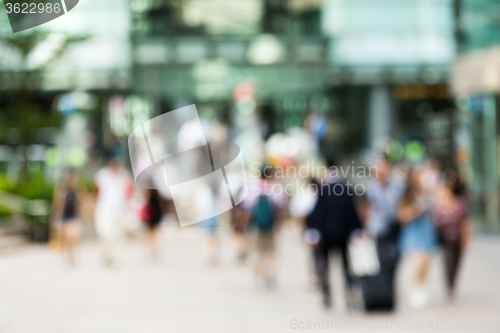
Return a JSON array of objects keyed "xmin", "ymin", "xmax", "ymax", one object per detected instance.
[
  {"xmin": 0, "ymin": 174, "xmax": 14, "ymax": 219},
  {"xmin": 15, "ymin": 171, "xmax": 54, "ymax": 201},
  {"xmin": 0, "ymin": 173, "xmax": 15, "ymax": 192},
  {"xmin": 0, "ymin": 205, "xmax": 11, "ymax": 218}
]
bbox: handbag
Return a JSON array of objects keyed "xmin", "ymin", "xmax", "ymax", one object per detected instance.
[
  {"xmin": 348, "ymin": 230, "xmax": 381, "ymax": 277},
  {"xmin": 140, "ymin": 204, "xmax": 153, "ymax": 223}
]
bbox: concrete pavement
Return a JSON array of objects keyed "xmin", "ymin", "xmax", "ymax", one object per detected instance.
[{"xmin": 0, "ymin": 224, "xmax": 499, "ymax": 333}]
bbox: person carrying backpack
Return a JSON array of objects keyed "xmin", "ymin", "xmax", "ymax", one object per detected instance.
[
  {"xmin": 241, "ymin": 168, "xmax": 286, "ymax": 289},
  {"xmin": 252, "ymin": 191, "xmax": 277, "ymax": 284}
]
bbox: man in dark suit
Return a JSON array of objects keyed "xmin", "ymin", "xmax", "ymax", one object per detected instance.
[{"xmin": 305, "ymin": 160, "xmax": 362, "ymax": 308}]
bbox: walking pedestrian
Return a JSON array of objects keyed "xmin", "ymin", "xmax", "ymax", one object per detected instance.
[
  {"xmin": 52, "ymin": 169, "xmax": 82, "ymax": 266},
  {"xmin": 94, "ymin": 157, "xmax": 134, "ymax": 267},
  {"xmin": 305, "ymin": 160, "xmax": 362, "ymax": 308},
  {"xmin": 364, "ymin": 157, "xmax": 405, "ymax": 310},
  {"xmin": 141, "ymin": 189, "xmax": 163, "ymax": 261},
  {"xmin": 398, "ymin": 167, "xmax": 438, "ymax": 309},
  {"xmin": 432, "ymin": 168, "xmax": 472, "ymax": 300},
  {"xmin": 241, "ymin": 168, "xmax": 286, "ymax": 289}
]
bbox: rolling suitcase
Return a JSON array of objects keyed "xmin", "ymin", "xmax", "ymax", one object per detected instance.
[
  {"xmin": 349, "ymin": 228, "xmax": 399, "ymax": 312},
  {"xmin": 360, "ymin": 270, "xmax": 395, "ymax": 311},
  {"xmin": 361, "ymin": 227, "xmax": 400, "ymax": 311}
]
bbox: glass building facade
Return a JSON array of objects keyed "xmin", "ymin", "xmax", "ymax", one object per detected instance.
[
  {"xmin": 452, "ymin": 0, "xmax": 500, "ymax": 232},
  {"xmin": 129, "ymin": 0, "xmax": 458, "ymax": 158}
]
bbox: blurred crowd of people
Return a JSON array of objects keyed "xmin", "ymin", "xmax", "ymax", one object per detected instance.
[
  {"xmin": 361, "ymin": 157, "xmax": 472, "ymax": 310},
  {"xmin": 48, "ymin": 113, "xmax": 473, "ymax": 314}
]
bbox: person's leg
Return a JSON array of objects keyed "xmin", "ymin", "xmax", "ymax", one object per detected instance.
[
  {"xmin": 339, "ymin": 243, "xmax": 354, "ymax": 308},
  {"xmin": 263, "ymin": 233, "xmax": 277, "ymax": 288},
  {"xmin": 203, "ymin": 218, "xmax": 218, "ymax": 265},
  {"xmin": 101, "ymin": 236, "xmax": 113, "ymax": 266},
  {"xmin": 153, "ymin": 227, "xmax": 161, "ymax": 258},
  {"xmin": 407, "ymin": 251, "xmax": 431, "ymax": 309},
  {"xmin": 443, "ymin": 240, "xmax": 462, "ymax": 298},
  {"xmin": 65, "ymin": 221, "xmax": 80, "ymax": 265},
  {"xmin": 235, "ymin": 231, "xmax": 248, "ymax": 263},
  {"xmin": 449, "ymin": 244, "xmax": 462, "ymax": 296},
  {"xmin": 314, "ymin": 244, "xmax": 331, "ymax": 307},
  {"xmin": 254, "ymin": 232, "xmax": 271, "ymax": 279},
  {"xmin": 234, "ymin": 209, "xmax": 250, "ymax": 263},
  {"xmin": 340, "ymin": 243, "xmax": 352, "ymax": 288},
  {"xmin": 262, "ymin": 251, "xmax": 277, "ymax": 288},
  {"xmin": 309, "ymin": 251, "xmax": 321, "ymax": 290},
  {"xmin": 147, "ymin": 226, "xmax": 160, "ymax": 260},
  {"xmin": 147, "ymin": 228, "xmax": 154, "ymax": 258},
  {"xmin": 61, "ymin": 223, "xmax": 69, "ymax": 263},
  {"xmin": 104, "ymin": 215, "xmax": 123, "ymax": 266},
  {"xmin": 265, "ymin": 251, "xmax": 276, "ymax": 273},
  {"xmin": 254, "ymin": 254, "xmax": 264, "ymax": 278},
  {"xmin": 415, "ymin": 252, "xmax": 430, "ymax": 284},
  {"xmin": 54, "ymin": 221, "xmax": 63, "ymax": 252},
  {"xmin": 206, "ymin": 234, "xmax": 218, "ymax": 265},
  {"xmin": 112, "ymin": 224, "xmax": 124, "ymax": 265},
  {"xmin": 107, "ymin": 234, "xmax": 120, "ymax": 266},
  {"xmin": 442, "ymin": 241, "xmax": 453, "ymax": 296}
]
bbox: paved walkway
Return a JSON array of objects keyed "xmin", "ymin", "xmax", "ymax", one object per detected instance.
[{"xmin": 0, "ymin": 225, "xmax": 499, "ymax": 333}]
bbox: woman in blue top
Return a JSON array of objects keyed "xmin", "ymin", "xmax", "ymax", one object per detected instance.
[{"xmin": 398, "ymin": 167, "xmax": 438, "ymax": 309}]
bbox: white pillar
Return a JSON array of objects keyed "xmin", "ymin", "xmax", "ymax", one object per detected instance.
[{"xmin": 368, "ymin": 85, "xmax": 394, "ymax": 147}]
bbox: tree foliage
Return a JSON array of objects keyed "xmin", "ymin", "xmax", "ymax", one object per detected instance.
[{"xmin": 0, "ymin": 30, "xmax": 88, "ymax": 182}]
